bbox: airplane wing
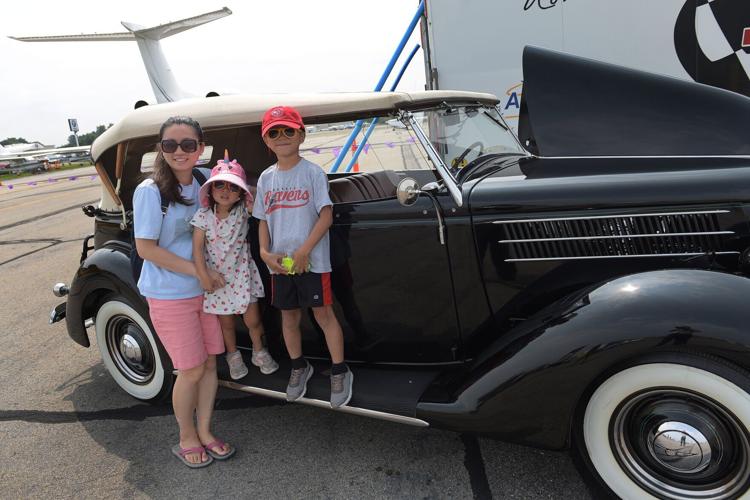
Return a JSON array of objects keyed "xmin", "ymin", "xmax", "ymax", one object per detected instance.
[{"xmin": 8, "ymin": 32, "xmax": 134, "ymax": 42}]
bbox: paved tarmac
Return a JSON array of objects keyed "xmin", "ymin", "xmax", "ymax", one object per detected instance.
[{"xmin": 0, "ymin": 166, "xmax": 593, "ymax": 499}]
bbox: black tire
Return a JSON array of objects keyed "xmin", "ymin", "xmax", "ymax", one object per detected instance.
[
  {"xmin": 573, "ymin": 354, "xmax": 750, "ymax": 499},
  {"xmin": 94, "ymin": 295, "xmax": 173, "ymax": 403}
]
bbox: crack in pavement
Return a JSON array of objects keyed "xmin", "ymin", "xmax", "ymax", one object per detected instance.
[
  {"xmin": 0, "ymin": 237, "xmax": 81, "ymax": 266},
  {"xmin": 0, "ymin": 199, "xmax": 98, "ymax": 233},
  {"xmin": 461, "ymin": 433, "xmax": 493, "ymax": 500},
  {"xmin": 0, "ymin": 396, "xmax": 282, "ymax": 424},
  {"xmin": 0, "ymin": 238, "xmax": 61, "ymax": 245}
]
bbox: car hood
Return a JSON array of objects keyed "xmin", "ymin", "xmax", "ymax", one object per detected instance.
[{"xmin": 516, "ymin": 46, "xmax": 750, "ymax": 157}]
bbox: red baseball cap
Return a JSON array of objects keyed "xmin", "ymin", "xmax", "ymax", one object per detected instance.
[{"xmin": 262, "ymin": 105, "xmax": 304, "ymax": 136}]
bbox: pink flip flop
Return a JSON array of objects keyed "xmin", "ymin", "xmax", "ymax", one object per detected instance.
[
  {"xmin": 171, "ymin": 444, "xmax": 213, "ymax": 468},
  {"xmin": 203, "ymin": 439, "xmax": 236, "ymax": 460}
]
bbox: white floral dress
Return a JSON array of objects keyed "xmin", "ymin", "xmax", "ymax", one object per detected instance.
[{"xmin": 190, "ymin": 205, "xmax": 265, "ymax": 314}]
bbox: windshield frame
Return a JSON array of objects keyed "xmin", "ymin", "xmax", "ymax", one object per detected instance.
[
  {"xmin": 400, "ymin": 104, "xmax": 528, "ymax": 206},
  {"xmin": 399, "ymin": 110, "xmax": 464, "ymax": 206}
]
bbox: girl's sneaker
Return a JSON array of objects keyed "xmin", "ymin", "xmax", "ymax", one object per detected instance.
[
  {"xmin": 251, "ymin": 349, "xmax": 279, "ymax": 375},
  {"xmin": 226, "ymin": 350, "xmax": 249, "ymax": 380}
]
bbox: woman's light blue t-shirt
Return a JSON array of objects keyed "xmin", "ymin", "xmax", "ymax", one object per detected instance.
[{"xmin": 132, "ymin": 169, "xmax": 210, "ymax": 299}]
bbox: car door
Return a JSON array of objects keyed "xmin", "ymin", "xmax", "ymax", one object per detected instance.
[{"xmin": 298, "ymin": 174, "xmax": 460, "ymax": 364}]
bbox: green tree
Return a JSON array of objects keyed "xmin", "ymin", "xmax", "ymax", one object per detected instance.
[
  {"xmin": 67, "ymin": 124, "xmax": 113, "ymax": 147},
  {"xmin": 1, "ymin": 137, "xmax": 29, "ymax": 146}
]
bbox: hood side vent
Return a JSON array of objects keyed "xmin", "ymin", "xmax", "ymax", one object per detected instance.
[{"xmin": 494, "ymin": 210, "xmax": 737, "ymax": 262}]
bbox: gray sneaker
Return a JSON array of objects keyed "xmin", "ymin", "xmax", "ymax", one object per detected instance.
[
  {"xmin": 286, "ymin": 362, "xmax": 313, "ymax": 402},
  {"xmin": 330, "ymin": 367, "xmax": 353, "ymax": 408},
  {"xmin": 251, "ymin": 348, "xmax": 279, "ymax": 375},
  {"xmin": 226, "ymin": 350, "xmax": 249, "ymax": 380}
]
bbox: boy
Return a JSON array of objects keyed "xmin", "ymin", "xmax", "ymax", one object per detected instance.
[{"xmin": 252, "ymin": 105, "xmax": 353, "ymax": 408}]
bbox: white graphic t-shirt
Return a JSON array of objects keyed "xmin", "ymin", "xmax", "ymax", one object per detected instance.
[{"xmin": 252, "ymin": 158, "xmax": 332, "ymax": 273}]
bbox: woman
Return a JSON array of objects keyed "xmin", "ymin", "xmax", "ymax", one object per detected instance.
[{"xmin": 133, "ymin": 116, "xmax": 234, "ymax": 468}]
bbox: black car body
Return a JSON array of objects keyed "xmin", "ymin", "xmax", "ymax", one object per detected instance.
[{"xmin": 51, "ymin": 47, "xmax": 750, "ymax": 499}]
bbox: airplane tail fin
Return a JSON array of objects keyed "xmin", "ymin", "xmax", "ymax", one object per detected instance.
[
  {"xmin": 9, "ymin": 7, "xmax": 232, "ymax": 103},
  {"xmin": 121, "ymin": 7, "xmax": 231, "ymax": 41}
]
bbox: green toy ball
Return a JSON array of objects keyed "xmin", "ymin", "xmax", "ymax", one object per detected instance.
[
  {"xmin": 281, "ymin": 256, "xmax": 311, "ymax": 274},
  {"xmin": 281, "ymin": 256, "xmax": 296, "ymax": 274}
]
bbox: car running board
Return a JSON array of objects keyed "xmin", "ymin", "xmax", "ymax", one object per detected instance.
[{"xmin": 213, "ymin": 354, "xmax": 437, "ymax": 428}]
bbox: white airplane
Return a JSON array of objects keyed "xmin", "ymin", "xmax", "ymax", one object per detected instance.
[
  {"xmin": 0, "ymin": 143, "xmax": 90, "ymax": 164},
  {"xmin": 9, "ymin": 7, "xmax": 232, "ymax": 105},
  {"xmin": 6, "ymin": 7, "xmax": 232, "ymax": 164}
]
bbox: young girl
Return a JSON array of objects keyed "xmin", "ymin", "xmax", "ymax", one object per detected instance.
[
  {"xmin": 133, "ymin": 116, "xmax": 234, "ymax": 468},
  {"xmin": 191, "ymin": 152, "xmax": 278, "ymax": 380}
]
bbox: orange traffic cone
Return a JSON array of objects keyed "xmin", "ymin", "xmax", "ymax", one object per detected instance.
[{"xmin": 351, "ymin": 139, "xmax": 360, "ymax": 172}]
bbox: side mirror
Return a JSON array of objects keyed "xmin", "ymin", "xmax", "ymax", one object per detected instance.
[{"xmin": 396, "ymin": 178, "xmax": 420, "ymax": 206}]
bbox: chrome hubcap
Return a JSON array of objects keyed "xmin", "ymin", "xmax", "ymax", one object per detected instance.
[
  {"xmin": 119, "ymin": 334, "xmax": 143, "ymax": 364},
  {"xmin": 105, "ymin": 315, "xmax": 154, "ymax": 384},
  {"xmin": 649, "ymin": 421, "xmax": 712, "ymax": 473},
  {"xmin": 612, "ymin": 389, "xmax": 750, "ymax": 499}
]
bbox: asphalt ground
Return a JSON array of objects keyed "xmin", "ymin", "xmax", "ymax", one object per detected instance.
[{"xmin": 0, "ymin": 166, "xmax": 593, "ymax": 499}]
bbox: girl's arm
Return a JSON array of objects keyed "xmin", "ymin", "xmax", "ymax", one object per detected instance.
[
  {"xmin": 192, "ymin": 227, "xmax": 217, "ymax": 292},
  {"xmin": 259, "ymin": 219, "xmax": 287, "ymax": 274}
]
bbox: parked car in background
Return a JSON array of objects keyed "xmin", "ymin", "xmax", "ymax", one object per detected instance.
[{"xmin": 51, "ymin": 47, "xmax": 750, "ymax": 499}]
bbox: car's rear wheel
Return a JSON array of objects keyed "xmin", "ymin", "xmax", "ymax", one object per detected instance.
[
  {"xmin": 576, "ymin": 357, "xmax": 750, "ymax": 499},
  {"xmin": 94, "ymin": 296, "xmax": 172, "ymax": 403}
]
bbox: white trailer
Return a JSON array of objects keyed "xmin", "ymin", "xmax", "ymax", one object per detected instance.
[{"xmin": 421, "ymin": 0, "xmax": 750, "ymax": 126}]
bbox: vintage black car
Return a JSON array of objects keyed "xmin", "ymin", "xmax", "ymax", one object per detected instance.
[{"xmin": 51, "ymin": 47, "xmax": 750, "ymax": 499}]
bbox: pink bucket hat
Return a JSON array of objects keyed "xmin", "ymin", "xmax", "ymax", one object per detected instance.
[{"xmin": 199, "ymin": 150, "xmax": 251, "ymax": 208}]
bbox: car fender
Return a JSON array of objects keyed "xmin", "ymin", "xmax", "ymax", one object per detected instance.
[
  {"xmin": 417, "ymin": 269, "xmax": 750, "ymax": 449},
  {"xmin": 65, "ymin": 242, "xmax": 144, "ymax": 347}
]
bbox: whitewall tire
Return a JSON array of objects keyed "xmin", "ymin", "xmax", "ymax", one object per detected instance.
[
  {"xmin": 95, "ymin": 298, "xmax": 172, "ymax": 403},
  {"xmin": 581, "ymin": 360, "xmax": 750, "ymax": 499}
]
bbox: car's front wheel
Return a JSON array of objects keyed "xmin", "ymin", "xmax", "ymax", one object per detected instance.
[
  {"xmin": 94, "ymin": 297, "xmax": 172, "ymax": 403},
  {"xmin": 576, "ymin": 356, "xmax": 750, "ymax": 499}
]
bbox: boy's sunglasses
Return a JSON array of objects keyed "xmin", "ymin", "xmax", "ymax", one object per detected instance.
[
  {"xmin": 266, "ymin": 127, "xmax": 298, "ymax": 140},
  {"xmin": 160, "ymin": 139, "xmax": 200, "ymax": 153},
  {"xmin": 212, "ymin": 181, "xmax": 241, "ymax": 193}
]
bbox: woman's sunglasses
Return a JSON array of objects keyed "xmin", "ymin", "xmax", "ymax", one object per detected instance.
[
  {"xmin": 160, "ymin": 139, "xmax": 200, "ymax": 153},
  {"xmin": 266, "ymin": 127, "xmax": 298, "ymax": 140},
  {"xmin": 212, "ymin": 181, "xmax": 241, "ymax": 193}
]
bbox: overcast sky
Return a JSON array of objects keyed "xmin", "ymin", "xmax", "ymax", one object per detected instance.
[{"xmin": 0, "ymin": 1, "xmax": 426, "ymax": 145}]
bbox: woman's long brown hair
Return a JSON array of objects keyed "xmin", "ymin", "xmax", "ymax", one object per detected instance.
[{"xmin": 151, "ymin": 116, "xmax": 204, "ymax": 206}]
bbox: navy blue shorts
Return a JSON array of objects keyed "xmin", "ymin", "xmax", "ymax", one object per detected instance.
[{"xmin": 271, "ymin": 272, "xmax": 333, "ymax": 310}]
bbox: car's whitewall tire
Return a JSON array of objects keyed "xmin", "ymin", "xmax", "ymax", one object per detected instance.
[
  {"xmin": 95, "ymin": 298, "xmax": 171, "ymax": 403},
  {"xmin": 582, "ymin": 360, "xmax": 750, "ymax": 499}
]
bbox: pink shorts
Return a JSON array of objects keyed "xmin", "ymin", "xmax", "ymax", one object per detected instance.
[{"xmin": 146, "ymin": 295, "xmax": 224, "ymax": 370}]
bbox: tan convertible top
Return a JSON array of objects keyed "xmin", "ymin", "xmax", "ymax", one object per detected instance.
[{"xmin": 90, "ymin": 90, "xmax": 498, "ymax": 161}]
